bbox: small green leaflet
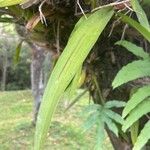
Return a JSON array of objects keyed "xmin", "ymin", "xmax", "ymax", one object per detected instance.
[
  {"xmin": 95, "ymin": 120, "xmax": 105, "ymax": 150},
  {"xmin": 123, "ymin": 85, "xmax": 150, "ymax": 118},
  {"xmin": 34, "ymin": 7, "xmax": 114, "ymax": 150},
  {"xmin": 104, "ymin": 100, "xmax": 126, "ymax": 109},
  {"xmin": 13, "ymin": 40, "xmax": 24, "ymax": 64},
  {"xmin": 130, "ymin": 121, "xmax": 139, "ymax": 145},
  {"xmin": 104, "ymin": 109, "xmax": 124, "ymax": 124},
  {"xmin": 112, "ymin": 60, "xmax": 150, "ymax": 89},
  {"xmin": 102, "ymin": 115, "xmax": 119, "ymax": 137},
  {"xmin": 133, "ymin": 121, "xmax": 150, "ymax": 150},
  {"xmin": 115, "ymin": 40, "xmax": 149, "ymax": 59},
  {"xmin": 122, "ymin": 99, "xmax": 150, "ymax": 132}
]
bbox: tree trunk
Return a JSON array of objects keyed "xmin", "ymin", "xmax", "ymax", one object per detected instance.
[
  {"xmin": 29, "ymin": 43, "xmax": 45, "ymax": 124},
  {"xmin": 85, "ymin": 36, "xmax": 137, "ymax": 149},
  {"xmin": 106, "ymin": 129, "xmax": 131, "ymax": 150},
  {"xmin": 1, "ymin": 50, "xmax": 7, "ymax": 91}
]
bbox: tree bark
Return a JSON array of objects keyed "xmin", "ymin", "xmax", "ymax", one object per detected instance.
[
  {"xmin": 1, "ymin": 49, "xmax": 8, "ymax": 91},
  {"xmin": 28, "ymin": 43, "xmax": 45, "ymax": 124}
]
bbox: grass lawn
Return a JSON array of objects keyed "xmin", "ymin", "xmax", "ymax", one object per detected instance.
[{"xmin": 0, "ymin": 90, "xmax": 113, "ymax": 150}]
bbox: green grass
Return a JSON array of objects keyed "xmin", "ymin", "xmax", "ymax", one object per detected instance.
[{"xmin": 0, "ymin": 90, "xmax": 113, "ymax": 150}]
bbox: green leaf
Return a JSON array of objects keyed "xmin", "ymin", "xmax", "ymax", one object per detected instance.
[
  {"xmin": 115, "ymin": 40, "xmax": 149, "ymax": 59},
  {"xmin": 122, "ymin": 99, "xmax": 150, "ymax": 132},
  {"xmin": 133, "ymin": 121, "xmax": 150, "ymax": 150},
  {"xmin": 94, "ymin": 120, "xmax": 105, "ymax": 150},
  {"xmin": 112, "ymin": 60, "xmax": 150, "ymax": 89},
  {"xmin": 34, "ymin": 8, "xmax": 114, "ymax": 150},
  {"xmin": 131, "ymin": 0, "xmax": 150, "ymax": 31},
  {"xmin": 0, "ymin": 0, "xmax": 25, "ymax": 7},
  {"xmin": 13, "ymin": 40, "xmax": 23, "ymax": 64},
  {"xmin": 104, "ymin": 109, "xmax": 124, "ymax": 124},
  {"xmin": 83, "ymin": 104, "xmax": 102, "ymax": 114},
  {"xmin": 66, "ymin": 65, "xmax": 82, "ymax": 99},
  {"xmin": 65, "ymin": 89, "xmax": 87, "ymax": 112},
  {"xmin": 118, "ymin": 13, "xmax": 150, "ymax": 42},
  {"xmin": 123, "ymin": 85, "xmax": 150, "ymax": 118},
  {"xmin": 130, "ymin": 120, "xmax": 139, "ymax": 145},
  {"xmin": 82, "ymin": 111, "xmax": 100, "ymax": 132},
  {"xmin": 105, "ymin": 100, "xmax": 126, "ymax": 109},
  {"xmin": 103, "ymin": 115, "xmax": 119, "ymax": 137}
]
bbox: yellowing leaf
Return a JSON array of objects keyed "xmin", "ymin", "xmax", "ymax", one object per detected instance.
[{"xmin": 0, "ymin": 0, "xmax": 25, "ymax": 7}]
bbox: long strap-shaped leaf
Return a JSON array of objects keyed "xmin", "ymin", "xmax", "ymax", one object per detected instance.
[
  {"xmin": 34, "ymin": 8, "xmax": 114, "ymax": 150},
  {"xmin": 118, "ymin": 13, "xmax": 150, "ymax": 42},
  {"xmin": 133, "ymin": 121, "xmax": 150, "ymax": 150},
  {"xmin": 0, "ymin": 0, "xmax": 24, "ymax": 7}
]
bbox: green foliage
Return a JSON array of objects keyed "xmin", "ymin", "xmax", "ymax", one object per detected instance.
[
  {"xmin": 118, "ymin": 13, "xmax": 150, "ymax": 42},
  {"xmin": 131, "ymin": 0, "xmax": 150, "ymax": 31},
  {"xmin": 133, "ymin": 121, "xmax": 150, "ymax": 150},
  {"xmin": 83, "ymin": 101, "xmax": 124, "ymax": 149},
  {"xmin": 130, "ymin": 121, "xmax": 139, "ymax": 145},
  {"xmin": 115, "ymin": 40, "xmax": 149, "ymax": 59},
  {"xmin": 122, "ymin": 85, "xmax": 150, "ymax": 118},
  {"xmin": 122, "ymin": 99, "xmax": 150, "ymax": 132},
  {"xmin": 0, "ymin": 0, "xmax": 25, "ymax": 7},
  {"xmin": 13, "ymin": 40, "xmax": 24, "ymax": 64},
  {"xmin": 104, "ymin": 100, "xmax": 126, "ymax": 109},
  {"xmin": 0, "ymin": 25, "xmax": 30, "ymax": 90},
  {"xmin": 112, "ymin": 60, "xmax": 150, "ymax": 88},
  {"xmin": 34, "ymin": 8, "xmax": 114, "ymax": 150},
  {"xmin": 113, "ymin": 39, "xmax": 150, "ymax": 148},
  {"xmin": 113, "ymin": 5, "xmax": 150, "ymax": 147}
]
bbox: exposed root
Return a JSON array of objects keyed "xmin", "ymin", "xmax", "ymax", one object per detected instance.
[{"xmin": 39, "ymin": 0, "xmax": 47, "ymax": 25}]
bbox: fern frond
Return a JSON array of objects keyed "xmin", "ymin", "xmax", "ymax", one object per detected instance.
[
  {"xmin": 115, "ymin": 40, "xmax": 149, "ymax": 59},
  {"xmin": 105, "ymin": 100, "xmax": 126, "ymax": 109},
  {"xmin": 123, "ymin": 85, "xmax": 150, "ymax": 118},
  {"xmin": 104, "ymin": 109, "xmax": 124, "ymax": 124},
  {"xmin": 103, "ymin": 115, "xmax": 119, "ymax": 137},
  {"xmin": 133, "ymin": 121, "xmax": 150, "ymax": 150},
  {"xmin": 122, "ymin": 99, "xmax": 150, "ymax": 132},
  {"xmin": 83, "ymin": 104, "xmax": 102, "ymax": 115},
  {"xmin": 95, "ymin": 120, "xmax": 105, "ymax": 150},
  {"xmin": 112, "ymin": 60, "xmax": 150, "ymax": 88},
  {"xmin": 82, "ymin": 111, "xmax": 100, "ymax": 132}
]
